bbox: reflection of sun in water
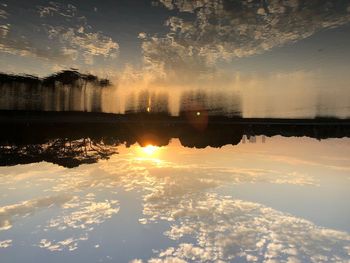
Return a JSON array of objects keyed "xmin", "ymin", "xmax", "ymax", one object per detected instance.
[{"xmin": 142, "ymin": 145, "xmax": 159, "ymax": 156}]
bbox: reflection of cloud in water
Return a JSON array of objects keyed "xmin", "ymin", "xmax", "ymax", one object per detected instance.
[
  {"xmin": 0, "ymin": 2, "xmax": 118, "ymax": 67},
  {"xmin": 144, "ymin": 0, "xmax": 350, "ymax": 74}
]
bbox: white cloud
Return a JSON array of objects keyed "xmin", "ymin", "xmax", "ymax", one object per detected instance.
[
  {"xmin": 38, "ymin": 235, "xmax": 87, "ymax": 252},
  {"xmin": 0, "ymin": 150, "xmax": 348, "ymax": 261},
  {"xmin": 0, "ymin": 164, "xmax": 121, "ymax": 252},
  {"xmin": 141, "ymin": 193, "xmax": 350, "ymax": 262},
  {"xmin": 0, "ymin": 195, "xmax": 73, "ymax": 232},
  {"xmin": 46, "ymin": 197, "xmax": 119, "ymax": 231},
  {"xmin": 148, "ymin": 257, "xmax": 187, "ymax": 263},
  {"xmin": 0, "ymin": 239, "xmax": 12, "ymax": 248},
  {"xmin": 96, "ymin": 157, "xmax": 348, "ymax": 263}
]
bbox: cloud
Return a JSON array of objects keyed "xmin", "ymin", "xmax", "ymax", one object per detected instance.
[
  {"xmin": 140, "ymin": 193, "xmax": 350, "ymax": 262},
  {"xmin": 0, "ymin": 149, "xmax": 348, "ymax": 260},
  {"xmin": 38, "ymin": 235, "xmax": 88, "ymax": 252},
  {"xmin": 0, "ymin": 195, "xmax": 73, "ymax": 231},
  {"xmin": 0, "ymin": 239, "xmax": 12, "ymax": 248},
  {"xmin": 148, "ymin": 257, "xmax": 187, "ymax": 263},
  {"xmin": 46, "ymin": 196, "xmax": 119, "ymax": 231},
  {"xmin": 262, "ymin": 153, "xmax": 350, "ymax": 172},
  {"xmin": 92, "ymin": 155, "xmax": 347, "ymax": 263},
  {"xmin": 0, "ymin": 164, "xmax": 121, "ymax": 252},
  {"xmin": 115, "ymin": 163, "xmax": 317, "ymax": 202},
  {"xmin": 37, "ymin": 190, "xmax": 119, "ymax": 251},
  {"xmin": 94, "ymin": 156, "xmax": 348, "ymax": 263},
  {"xmin": 142, "ymin": 0, "xmax": 350, "ymax": 75}
]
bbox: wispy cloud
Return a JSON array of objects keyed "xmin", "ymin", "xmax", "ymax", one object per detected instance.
[
  {"xmin": 38, "ymin": 235, "xmax": 88, "ymax": 252},
  {"xmin": 46, "ymin": 195, "xmax": 119, "ymax": 231},
  {"xmin": 0, "ymin": 195, "xmax": 73, "ymax": 231},
  {"xmin": 0, "ymin": 239, "xmax": 12, "ymax": 248},
  {"xmin": 0, "ymin": 146, "xmax": 348, "ymax": 260},
  {"xmin": 139, "ymin": 193, "xmax": 350, "ymax": 262},
  {"xmin": 97, "ymin": 156, "xmax": 349, "ymax": 262}
]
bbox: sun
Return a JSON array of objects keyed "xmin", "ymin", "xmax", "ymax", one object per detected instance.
[{"xmin": 142, "ymin": 145, "xmax": 159, "ymax": 156}]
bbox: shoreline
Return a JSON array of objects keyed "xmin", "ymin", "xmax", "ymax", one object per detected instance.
[{"xmin": 1, "ymin": 110, "xmax": 349, "ymax": 126}]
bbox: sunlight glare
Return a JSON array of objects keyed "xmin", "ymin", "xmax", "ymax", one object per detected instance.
[{"xmin": 142, "ymin": 145, "xmax": 159, "ymax": 156}]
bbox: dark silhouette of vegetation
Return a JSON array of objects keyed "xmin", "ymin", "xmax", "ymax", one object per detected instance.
[
  {"xmin": 0, "ymin": 135, "xmax": 118, "ymax": 168},
  {"xmin": 0, "ymin": 111, "xmax": 349, "ymax": 167},
  {"xmin": 0, "ymin": 70, "xmax": 111, "ymax": 88},
  {"xmin": 0, "ymin": 70, "xmax": 111, "ymax": 112},
  {"xmin": 0, "ymin": 73, "xmax": 41, "ymax": 87}
]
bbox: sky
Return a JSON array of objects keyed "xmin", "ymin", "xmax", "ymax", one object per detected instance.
[{"xmin": 0, "ymin": 137, "xmax": 350, "ymax": 262}]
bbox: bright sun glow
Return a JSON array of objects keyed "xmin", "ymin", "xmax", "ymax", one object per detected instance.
[{"xmin": 142, "ymin": 145, "xmax": 159, "ymax": 156}]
